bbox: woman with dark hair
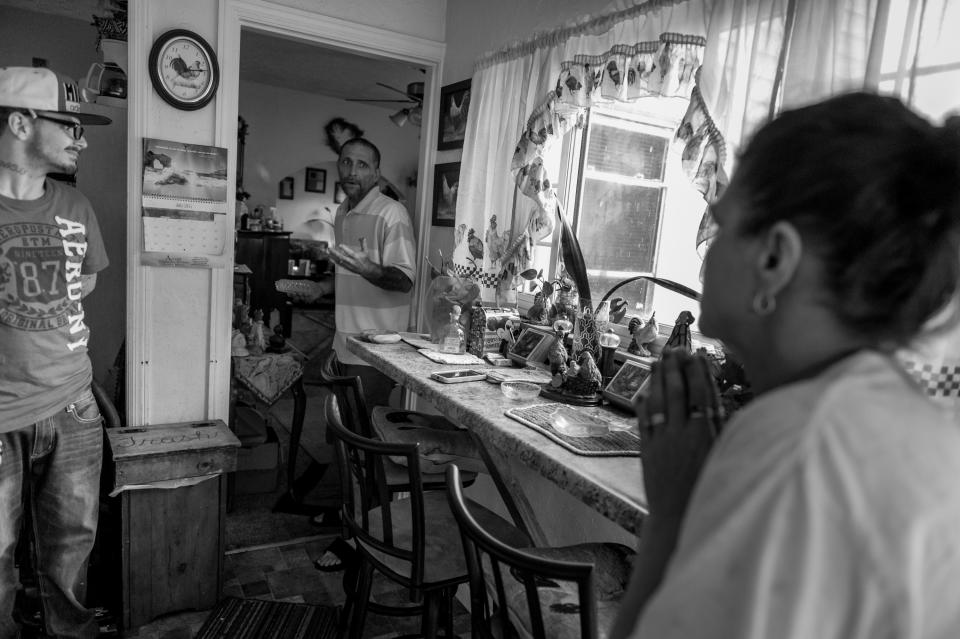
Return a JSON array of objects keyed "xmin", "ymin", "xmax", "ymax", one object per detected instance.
[{"xmin": 612, "ymin": 93, "xmax": 960, "ymax": 639}]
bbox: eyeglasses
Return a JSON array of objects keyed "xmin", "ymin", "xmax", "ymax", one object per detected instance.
[{"xmin": 31, "ymin": 114, "xmax": 84, "ymax": 141}]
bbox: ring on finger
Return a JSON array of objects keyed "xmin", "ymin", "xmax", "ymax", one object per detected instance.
[{"xmin": 648, "ymin": 413, "xmax": 666, "ymax": 427}]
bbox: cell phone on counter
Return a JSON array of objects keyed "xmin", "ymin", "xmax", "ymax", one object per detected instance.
[{"xmin": 430, "ymin": 369, "xmax": 487, "ymax": 384}]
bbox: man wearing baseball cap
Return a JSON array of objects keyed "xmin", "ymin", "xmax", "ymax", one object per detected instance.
[{"xmin": 0, "ymin": 67, "xmax": 112, "ymax": 639}]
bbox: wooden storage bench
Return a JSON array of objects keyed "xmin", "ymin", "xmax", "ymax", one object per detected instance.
[{"xmin": 106, "ymin": 420, "xmax": 240, "ymax": 630}]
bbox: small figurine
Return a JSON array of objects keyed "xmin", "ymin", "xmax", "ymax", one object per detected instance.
[
  {"xmin": 608, "ymin": 297, "xmax": 629, "ymax": 324},
  {"xmin": 231, "ymin": 329, "xmax": 249, "ymax": 356},
  {"xmin": 547, "ymin": 331, "xmax": 569, "ymax": 388},
  {"xmin": 627, "ymin": 312, "xmax": 658, "ymax": 357},
  {"xmin": 565, "ymin": 350, "xmax": 602, "ymax": 395},
  {"xmin": 248, "ymin": 309, "xmax": 267, "ymax": 353},
  {"xmin": 527, "ymin": 291, "xmax": 551, "ymax": 324},
  {"xmin": 663, "ymin": 310, "xmax": 696, "ymax": 354},
  {"xmin": 268, "ymin": 324, "xmax": 286, "ymax": 351}
]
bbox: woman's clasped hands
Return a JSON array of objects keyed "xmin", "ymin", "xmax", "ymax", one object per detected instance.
[{"xmin": 635, "ymin": 349, "xmax": 724, "ymax": 523}]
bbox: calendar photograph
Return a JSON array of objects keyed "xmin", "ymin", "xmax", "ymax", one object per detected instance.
[{"xmin": 142, "ymin": 138, "xmax": 228, "ymax": 204}]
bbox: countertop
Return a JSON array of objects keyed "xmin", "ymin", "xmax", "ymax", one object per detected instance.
[{"xmin": 346, "ymin": 337, "xmax": 648, "ymax": 535}]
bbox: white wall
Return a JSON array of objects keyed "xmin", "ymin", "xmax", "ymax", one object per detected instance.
[
  {"xmin": 239, "ymin": 79, "xmax": 421, "ymax": 242},
  {"xmin": 265, "ymin": 0, "xmax": 446, "ymax": 43},
  {"xmin": 442, "ymin": 0, "xmax": 614, "ymax": 84}
]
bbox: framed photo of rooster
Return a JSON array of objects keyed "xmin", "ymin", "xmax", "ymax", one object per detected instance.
[
  {"xmin": 432, "ymin": 162, "xmax": 460, "ymax": 227},
  {"xmin": 438, "ymin": 79, "xmax": 471, "ymax": 150}
]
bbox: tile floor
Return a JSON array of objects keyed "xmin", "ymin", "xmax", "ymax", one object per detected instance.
[{"xmin": 122, "ymin": 533, "xmax": 471, "ymax": 639}]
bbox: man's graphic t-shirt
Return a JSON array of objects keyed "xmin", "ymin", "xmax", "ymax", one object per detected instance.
[{"xmin": 0, "ymin": 179, "xmax": 109, "ymax": 432}]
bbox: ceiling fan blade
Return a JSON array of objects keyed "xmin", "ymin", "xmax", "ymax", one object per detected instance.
[
  {"xmin": 345, "ymin": 97, "xmax": 417, "ymax": 103},
  {"xmin": 375, "ymin": 82, "xmax": 417, "ymax": 99}
]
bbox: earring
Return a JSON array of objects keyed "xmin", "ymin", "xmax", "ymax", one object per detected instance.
[{"xmin": 752, "ymin": 291, "xmax": 776, "ymax": 316}]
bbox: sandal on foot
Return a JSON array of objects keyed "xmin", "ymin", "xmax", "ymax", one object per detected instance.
[{"xmin": 314, "ymin": 537, "xmax": 357, "ymax": 573}]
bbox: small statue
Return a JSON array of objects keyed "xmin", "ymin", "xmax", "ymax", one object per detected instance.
[
  {"xmin": 663, "ymin": 310, "xmax": 696, "ymax": 354},
  {"xmin": 231, "ymin": 329, "xmax": 250, "ymax": 356},
  {"xmin": 546, "ymin": 329, "xmax": 569, "ymax": 388},
  {"xmin": 526, "ymin": 291, "xmax": 551, "ymax": 324},
  {"xmin": 608, "ymin": 297, "xmax": 629, "ymax": 324},
  {"xmin": 568, "ymin": 351, "xmax": 603, "ymax": 395},
  {"xmin": 248, "ymin": 309, "xmax": 267, "ymax": 353},
  {"xmin": 627, "ymin": 312, "xmax": 658, "ymax": 357},
  {"xmin": 268, "ymin": 324, "xmax": 286, "ymax": 352}
]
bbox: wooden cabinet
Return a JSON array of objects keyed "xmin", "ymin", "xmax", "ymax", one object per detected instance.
[
  {"xmin": 235, "ymin": 231, "xmax": 291, "ymax": 325},
  {"xmin": 106, "ymin": 421, "xmax": 240, "ymax": 630}
]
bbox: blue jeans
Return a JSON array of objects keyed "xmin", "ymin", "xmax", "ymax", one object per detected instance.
[{"xmin": 0, "ymin": 389, "xmax": 103, "ymax": 639}]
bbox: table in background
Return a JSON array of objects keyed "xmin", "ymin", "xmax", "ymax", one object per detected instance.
[
  {"xmin": 346, "ymin": 338, "xmax": 647, "ymax": 542},
  {"xmin": 230, "ymin": 351, "xmax": 311, "ymax": 510}
]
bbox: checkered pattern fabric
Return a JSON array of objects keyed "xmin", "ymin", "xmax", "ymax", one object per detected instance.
[
  {"xmin": 452, "ymin": 263, "xmax": 500, "ymax": 288},
  {"xmin": 901, "ymin": 358, "xmax": 960, "ymax": 399}
]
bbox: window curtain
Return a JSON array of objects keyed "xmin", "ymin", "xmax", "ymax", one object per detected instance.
[
  {"xmin": 879, "ymin": 0, "xmax": 960, "ymax": 421},
  {"xmin": 454, "ymin": 0, "xmax": 884, "ymax": 303},
  {"xmin": 453, "ymin": 0, "xmax": 708, "ymax": 303}
]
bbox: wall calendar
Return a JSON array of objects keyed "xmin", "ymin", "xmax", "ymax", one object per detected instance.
[{"xmin": 141, "ymin": 138, "xmax": 228, "ymax": 260}]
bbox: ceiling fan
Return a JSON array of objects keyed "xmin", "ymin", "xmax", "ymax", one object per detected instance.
[{"xmin": 346, "ymin": 81, "xmax": 423, "ymax": 127}]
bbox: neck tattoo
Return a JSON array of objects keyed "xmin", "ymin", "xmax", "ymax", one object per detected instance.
[{"xmin": 0, "ymin": 160, "xmax": 27, "ymax": 175}]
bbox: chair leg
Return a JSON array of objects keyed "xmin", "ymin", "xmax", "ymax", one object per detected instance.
[
  {"xmin": 348, "ymin": 558, "xmax": 374, "ymax": 639},
  {"xmin": 442, "ymin": 586, "xmax": 456, "ymax": 638},
  {"xmin": 339, "ymin": 559, "xmax": 361, "ymax": 638},
  {"xmin": 421, "ymin": 591, "xmax": 441, "ymax": 639}
]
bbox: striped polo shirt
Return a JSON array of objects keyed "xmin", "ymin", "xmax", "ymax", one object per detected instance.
[{"xmin": 333, "ymin": 188, "xmax": 416, "ymax": 365}]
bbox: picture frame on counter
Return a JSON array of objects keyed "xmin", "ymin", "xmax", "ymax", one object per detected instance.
[
  {"xmin": 603, "ymin": 359, "xmax": 652, "ymax": 411},
  {"xmin": 507, "ymin": 325, "xmax": 555, "ymax": 369}
]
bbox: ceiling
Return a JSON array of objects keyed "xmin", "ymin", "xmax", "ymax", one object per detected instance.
[{"xmin": 239, "ymin": 29, "xmax": 426, "ymax": 108}]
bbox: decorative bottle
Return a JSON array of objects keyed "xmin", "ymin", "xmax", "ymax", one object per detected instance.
[{"xmin": 440, "ymin": 304, "xmax": 466, "ymax": 354}]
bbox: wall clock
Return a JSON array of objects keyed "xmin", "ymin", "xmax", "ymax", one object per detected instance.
[{"xmin": 148, "ymin": 29, "xmax": 219, "ymax": 110}]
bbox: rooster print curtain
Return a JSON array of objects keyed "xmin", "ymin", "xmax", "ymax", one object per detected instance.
[{"xmin": 502, "ymin": 33, "xmax": 714, "ymax": 298}]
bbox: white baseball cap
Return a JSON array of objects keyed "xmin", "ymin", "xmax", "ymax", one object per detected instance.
[{"xmin": 0, "ymin": 66, "xmax": 111, "ymax": 125}]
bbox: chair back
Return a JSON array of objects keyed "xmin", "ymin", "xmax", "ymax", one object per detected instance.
[
  {"xmin": 318, "ymin": 350, "xmax": 378, "ymax": 439},
  {"xmin": 92, "ymin": 378, "xmax": 122, "ymax": 429},
  {"xmin": 446, "ymin": 465, "xmax": 599, "ymax": 639},
  {"xmin": 325, "ymin": 393, "xmax": 428, "ymax": 590}
]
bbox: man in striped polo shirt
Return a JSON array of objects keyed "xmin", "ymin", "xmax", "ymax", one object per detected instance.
[{"xmin": 311, "ymin": 137, "xmax": 416, "ymax": 407}]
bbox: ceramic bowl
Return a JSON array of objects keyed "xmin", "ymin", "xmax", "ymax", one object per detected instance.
[{"xmin": 501, "ymin": 381, "xmax": 542, "ymax": 401}]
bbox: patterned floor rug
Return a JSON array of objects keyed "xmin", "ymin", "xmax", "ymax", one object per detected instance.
[{"xmin": 193, "ymin": 596, "xmax": 340, "ymax": 639}]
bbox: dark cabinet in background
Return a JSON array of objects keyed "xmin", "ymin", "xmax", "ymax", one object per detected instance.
[{"xmin": 235, "ymin": 231, "xmax": 291, "ymax": 326}]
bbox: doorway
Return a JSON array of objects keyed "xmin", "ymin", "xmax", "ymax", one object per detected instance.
[{"xmin": 219, "ymin": 1, "xmax": 445, "ymax": 332}]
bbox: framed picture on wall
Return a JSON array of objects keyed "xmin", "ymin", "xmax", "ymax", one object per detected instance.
[
  {"xmin": 432, "ymin": 162, "xmax": 460, "ymax": 227},
  {"xmin": 334, "ymin": 181, "xmax": 346, "ymax": 204},
  {"xmin": 278, "ymin": 176, "xmax": 294, "ymax": 200},
  {"xmin": 305, "ymin": 167, "xmax": 326, "ymax": 193},
  {"xmin": 438, "ymin": 79, "xmax": 471, "ymax": 150}
]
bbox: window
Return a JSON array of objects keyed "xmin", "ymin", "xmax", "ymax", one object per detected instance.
[
  {"xmin": 525, "ymin": 98, "xmax": 704, "ymax": 337},
  {"xmin": 876, "ymin": 0, "xmax": 960, "ymax": 122}
]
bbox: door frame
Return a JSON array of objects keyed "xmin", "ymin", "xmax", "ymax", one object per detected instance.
[{"xmin": 217, "ymin": 0, "xmax": 446, "ymax": 333}]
